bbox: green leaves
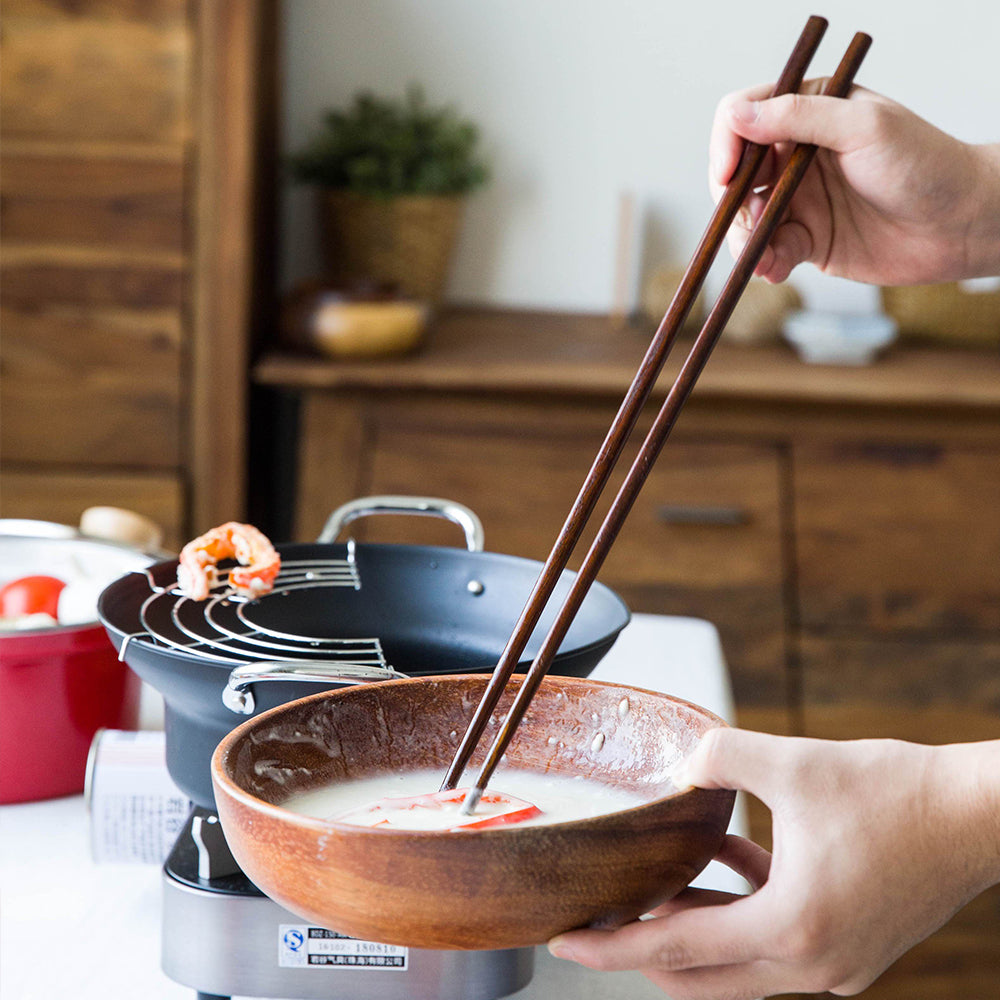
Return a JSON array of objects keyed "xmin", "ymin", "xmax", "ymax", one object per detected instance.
[{"xmin": 290, "ymin": 86, "xmax": 489, "ymax": 197}]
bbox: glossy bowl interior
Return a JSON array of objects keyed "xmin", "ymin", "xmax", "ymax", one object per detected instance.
[{"xmin": 212, "ymin": 674, "xmax": 735, "ymax": 950}]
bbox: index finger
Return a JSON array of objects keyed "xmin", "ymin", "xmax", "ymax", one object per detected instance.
[{"xmin": 548, "ymin": 893, "xmax": 770, "ymax": 973}]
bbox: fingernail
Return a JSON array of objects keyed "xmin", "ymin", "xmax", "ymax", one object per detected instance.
[
  {"xmin": 547, "ymin": 937, "xmax": 575, "ymax": 960},
  {"xmin": 737, "ymin": 206, "xmax": 753, "ymax": 229},
  {"xmin": 672, "ymin": 762, "xmax": 691, "ymax": 789},
  {"xmin": 729, "ymin": 98, "xmax": 761, "ymax": 125}
]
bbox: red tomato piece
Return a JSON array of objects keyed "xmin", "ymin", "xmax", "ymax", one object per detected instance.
[
  {"xmin": 0, "ymin": 575, "xmax": 66, "ymax": 619},
  {"xmin": 333, "ymin": 787, "xmax": 542, "ymax": 830},
  {"xmin": 452, "ymin": 803, "xmax": 543, "ymax": 830}
]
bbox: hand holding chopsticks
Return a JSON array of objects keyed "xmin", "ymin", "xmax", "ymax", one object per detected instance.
[{"xmin": 446, "ymin": 20, "xmax": 872, "ymax": 814}]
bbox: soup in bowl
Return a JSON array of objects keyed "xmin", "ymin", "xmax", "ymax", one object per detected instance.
[{"xmin": 211, "ymin": 673, "xmax": 735, "ymax": 950}]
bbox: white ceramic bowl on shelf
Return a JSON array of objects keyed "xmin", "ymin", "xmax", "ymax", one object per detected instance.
[{"xmin": 782, "ymin": 310, "xmax": 898, "ymax": 365}]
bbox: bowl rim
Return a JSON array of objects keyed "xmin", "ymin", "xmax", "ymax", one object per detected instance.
[{"xmin": 211, "ymin": 673, "xmax": 730, "ymax": 839}]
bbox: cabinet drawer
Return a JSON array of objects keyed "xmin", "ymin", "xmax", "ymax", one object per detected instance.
[
  {"xmin": 363, "ymin": 424, "xmax": 781, "ymax": 580},
  {"xmin": 362, "ymin": 422, "xmax": 788, "ymax": 712},
  {"xmin": 1, "ymin": 468, "xmax": 185, "ymax": 551},
  {"xmin": 801, "ymin": 634, "xmax": 1000, "ymax": 744},
  {"xmin": 794, "ymin": 442, "xmax": 1000, "ymax": 635}
]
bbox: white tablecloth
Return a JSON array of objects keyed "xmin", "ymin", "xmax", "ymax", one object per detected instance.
[{"xmin": 1, "ymin": 614, "xmax": 748, "ymax": 1000}]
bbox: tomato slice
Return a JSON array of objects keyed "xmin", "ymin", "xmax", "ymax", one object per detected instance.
[
  {"xmin": 452, "ymin": 803, "xmax": 543, "ymax": 830},
  {"xmin": 0, "ymin": 575, "xmax": 67, "ymax": 620},
  {"xmin": 333, "ymin": 787, "xmax": 542, "ymax": 831}
]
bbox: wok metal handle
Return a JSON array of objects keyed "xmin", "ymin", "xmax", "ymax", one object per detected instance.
[
  {"xmin": 317, "ymin": 495, "xmax": 485, "ymax": 552},
  {"xmin": 222, "ymin": 660, "xmax": 410, "ymax": 715}
]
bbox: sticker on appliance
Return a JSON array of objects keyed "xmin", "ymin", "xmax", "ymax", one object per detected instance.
[{"xmin": 279, "ymin": 925, "xmax": 408, "ymax": 970}]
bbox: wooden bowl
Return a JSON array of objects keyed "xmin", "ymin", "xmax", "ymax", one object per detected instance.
[
  {"xmin": 281, "ymin": 281, "xmax": 428, "ymax": 359},
  {"xmin": 211, "ymin": 674, "xmax": 735, "ymax": 950}
]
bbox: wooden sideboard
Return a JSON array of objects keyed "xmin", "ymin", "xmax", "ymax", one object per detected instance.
[{"xmin": 255, "ymin": 306, "xmax": 1000, "ymax": 1000}]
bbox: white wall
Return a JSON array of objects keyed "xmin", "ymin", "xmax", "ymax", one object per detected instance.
[{"xmin": 281, "ymin": 0, "xmax": 1000, "ymax": 314}]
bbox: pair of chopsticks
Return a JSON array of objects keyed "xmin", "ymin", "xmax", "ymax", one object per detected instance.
[{"xmin": 443, "ymin": 16, "xmax": 872, "ymax": 813}]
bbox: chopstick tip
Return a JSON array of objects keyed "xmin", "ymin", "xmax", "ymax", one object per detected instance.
[{"xmin": 459, "ymin": 786, "xmax": 482, "ymax": 816}]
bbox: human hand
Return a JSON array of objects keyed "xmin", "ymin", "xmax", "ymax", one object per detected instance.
[
  {"xmin": 710, "ymin": 82, "xmax": 1000, "ymax": 284},
  {"xmin": 548, "ymin": 729, "xmax": 1000, "ymax": 999}
]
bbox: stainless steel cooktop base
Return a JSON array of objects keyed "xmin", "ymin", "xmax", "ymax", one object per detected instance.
[{"xmin": 160, "ymin": 808, "xmax": 534, "ymax": 1000}]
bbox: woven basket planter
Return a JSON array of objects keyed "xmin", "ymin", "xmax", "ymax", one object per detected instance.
[{"xmin": 318, "ymin": 191, "xmax": 466, "ymax": 303}]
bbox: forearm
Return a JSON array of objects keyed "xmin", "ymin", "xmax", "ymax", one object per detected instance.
[
  {"xmin": 936, "ymin": 739, "xmax": 1000, "ymax": 897},
  {"xmin": 964, "ymin": 143, "xmax": 1000, "ymax": 278}
]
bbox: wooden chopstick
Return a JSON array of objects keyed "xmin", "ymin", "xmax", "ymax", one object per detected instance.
[
  {"xmin": 439, "ymin": 14, "xmax": 829, "ymax": 794},
  {"xmin": 456, "ymin": 29, "xmax": 873, "ymax": 813}
]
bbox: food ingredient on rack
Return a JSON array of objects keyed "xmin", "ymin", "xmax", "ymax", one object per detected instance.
[{"xmin": 176, "ymin": 521, "xmax": 281, "ymax": 601}]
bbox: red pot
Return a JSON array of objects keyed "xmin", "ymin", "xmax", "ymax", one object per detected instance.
[
  {"xmin": 0, "ymin": 525, "xmax": 156, "ymax": 804},
  {"xmin": 0, "ymin": 624, "xmax": 143, "ymax": 803}
]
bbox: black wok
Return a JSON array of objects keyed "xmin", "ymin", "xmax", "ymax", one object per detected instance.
[{"xmin": 97, "ymin": 498, "xmax": 630, "ymax": 807}]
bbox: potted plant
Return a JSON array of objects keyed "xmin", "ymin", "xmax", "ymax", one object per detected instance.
[{"xmin": 290, "ymin": 86, "xmax": 489, "ymax": 303}]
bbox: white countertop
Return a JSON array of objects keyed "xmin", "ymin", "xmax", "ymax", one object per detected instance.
[{"xmin": 1, "ymin": 613, "xmax": 748, "ymax": 1000}]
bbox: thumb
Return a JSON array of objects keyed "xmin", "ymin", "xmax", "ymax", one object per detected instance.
[
  {"xmin": 727, "ymin": 92, "xmax": 865, "ymax": 154},
  {"xmin": 675, "ymin": 727, "xmax": 785, "ymax": 804}
]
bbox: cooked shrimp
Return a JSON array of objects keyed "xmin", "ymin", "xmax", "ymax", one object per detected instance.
[{"xmin": 176, "ymin": 522, "xmax": 281, "ymax": 601}]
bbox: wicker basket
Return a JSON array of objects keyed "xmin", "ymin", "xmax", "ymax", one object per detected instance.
[
  {"xmin": 880, "ymin": 282, "xmax": 1000, "ymax": 348},
  {"xmin": 319, "ymin": 191, "xmax": 465, "ymax": 303}
]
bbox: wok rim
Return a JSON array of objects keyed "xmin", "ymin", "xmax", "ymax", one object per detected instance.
[{"xmin": 97, "ymin": 540, "xmax": 632, "ymax": 671}]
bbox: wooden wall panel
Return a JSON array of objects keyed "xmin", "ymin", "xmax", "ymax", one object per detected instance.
[
  {"xmin": 5, "ymin": 1, "xmax": 186, "ymax": 17},
  {"xmin": 1, "ymin": 151, "xmax": 186, "ymax": 252},
  {"xmin": 1, "ymin": 246, "xmax": 185, "ymax": 310},
  {"xmin": 0, "ymin": 0, "xmax": 273, "ymax": 544},
  {"xmin": 188, "ymin": 0, "xmax": 269, "ymax": 530},
  {"xmin": 0, "ymin": 12, "xmax": 191, "ymax": 144},
  {"xmin": 1, "ymin": 468, "xmax": 185, "ymax": 552},
  {"xmin": 0, "ymin": 304, "xmax": 183, "ymax": 466}
]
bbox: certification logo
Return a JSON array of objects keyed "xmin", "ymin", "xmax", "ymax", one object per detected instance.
[{"xmin": 279, "ymin": 925, "xmax": 307, "ymax": 967}]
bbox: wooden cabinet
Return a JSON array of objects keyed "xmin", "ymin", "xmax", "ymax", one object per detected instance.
[
  {"xmin": 795, "ymin": 442, "xmax": 1000, "ymax": 637},
  {"xmin": 0, "ymin": 0, "xmax": 275, "ymax": 547},
  {"xmin": 795, "ymin": 440, "xmax": 1000, "ymax": 747},
  {"xmin": 255, "ymin": 307, "xmax": 1000, "ymax": 1000}
]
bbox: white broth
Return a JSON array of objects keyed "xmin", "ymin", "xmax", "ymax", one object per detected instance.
[{"xmin": 282, "ymin": 768, "xmax": 651, "ymax": 831}]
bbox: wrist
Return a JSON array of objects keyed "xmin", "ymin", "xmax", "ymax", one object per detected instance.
[
  {"xmin": 937, "ymin": 740, "xmax": 1000, "ymax": 894},
  {"xmin": 962, "ymin": 143, "xmax": 1000, "ymax": 277}
]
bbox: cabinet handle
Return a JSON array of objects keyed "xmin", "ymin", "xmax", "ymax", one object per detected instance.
[{"xmin": 655, "ymin": 504, "xmax": 750, "ymax": 526}]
